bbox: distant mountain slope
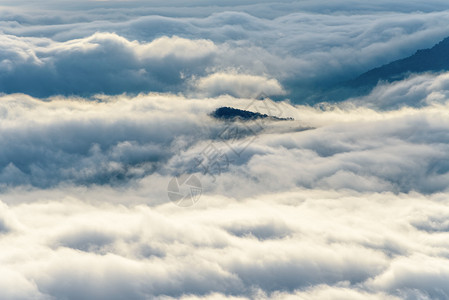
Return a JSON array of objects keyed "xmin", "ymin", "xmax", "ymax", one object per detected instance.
[
  {"xmin": 350, "ymin": 36, "xmax": 449, "ymax": 87},
  {"xmin": 294, "ymin": 37, "xmax": 449, "ymax": 104}
]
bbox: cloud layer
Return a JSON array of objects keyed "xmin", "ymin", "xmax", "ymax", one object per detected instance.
[
  {"xmin": 1, "ymin": 185, "xmax": 449, "ymax": 299},
  {"xmin": 2, "ymin": 1, "xmax": 449, "ymax": 299},
  {"xmin": 3, "ymin": 1, "xmax": 449, "ymax": 101},
  {"xmin": 0, "ymin": 78, "xmax": 449, "ymax": 298}
]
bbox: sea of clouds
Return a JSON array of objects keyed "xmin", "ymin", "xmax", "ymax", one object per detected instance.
[{"xmin": 1, "ymin": 1, "xmax": 449, "ymax": 299}]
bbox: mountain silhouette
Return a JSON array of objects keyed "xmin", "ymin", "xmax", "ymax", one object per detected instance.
[
  {"xmin": 349, "ymin": 36, "xmax": 449, "ymax": 87},
  {"xmin": 211, "ymin": 107, "xmax": 293, "ymax": 121}
]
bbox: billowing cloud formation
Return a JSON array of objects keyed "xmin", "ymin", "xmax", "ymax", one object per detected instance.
[
  {"xmin": 1, "ymin": 184, "xmax": 449, "ymax": 299},
  {"xmin": 0, "ymin": 31, "xmax": 286, "ymax": 98},
  {"xmin": 2, "ymin": 0, "xmax": 449, "ymax": 299},
  {"xmin": 0, "ymin": 33, "xmax": 219, "ymax": 96},
  {"xmin": 349, "ymin": 71, "xmax": 449, "ymax": 109},
  {"xmin": 3, "ymin": 1, "xmax": 449, "ymax": 100},
  {"xmin": 192, "ymin": 73, "xmax": 285, "ymax": 98},
  {"xmin": 3, "ymin": 77, "xmax": 449, "ymax": 194},
  {"xmin": 0, "ymin": 76, "xmax": 448, "ymax": 297}
]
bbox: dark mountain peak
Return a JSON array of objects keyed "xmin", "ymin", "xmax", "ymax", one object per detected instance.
[
  {"xmin": 434, "ymin": 36, "xmax": 449, "ymax": 47},
  {"xmin": 211, "ymin": 106, "xmax": 293, "ymax": 121}
]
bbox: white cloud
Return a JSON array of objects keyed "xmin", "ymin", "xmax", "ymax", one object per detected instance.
[
  {"xmin": 2, "ymin": 1, "xmax": 449, "ymax": 299},
  {"xmin": 3, "ymin": 3, "xmax": 449, "ymax": 100},
  {"xmin": 192, "ymin": 72, "xmax": 285, "ymax": 98},
  {"xmin": 0, "ymin": 186, "xmax": 448, "ymax": 299},
  {"xmin": 137, "ymin": 36, "xmax": 217, "ymax": 60},
  {"xmin": 0, "ymin": 88, "xmax": 447, "ymax": 298}
]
